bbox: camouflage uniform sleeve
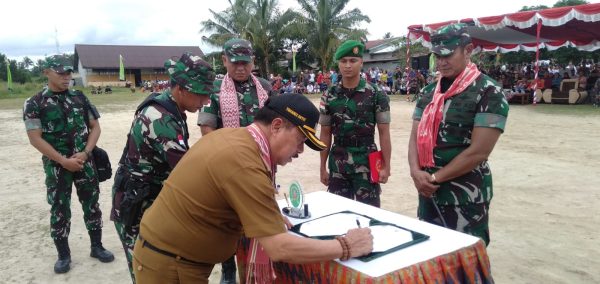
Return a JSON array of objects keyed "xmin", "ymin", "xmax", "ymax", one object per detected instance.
[
  {"xmin": 318, "ymin": 88, "xmax": 332, "ymax": 126},
  {"xmin": 197, "ymin": 93, "xmax": 219, "ymax": 128},
  {"xmin": 374, "ymin": 85, "xmax": 391, "ymax": 124},
  {"xmin": 474, "ymin": 77, "xmax": 509, "ymax": 132},
  {"xmin": 23, "ymin": 96, "xmax": 42, "ymax": 131},
  {"xmin": 81, "ymin": 94, "xmax": 101, "ymax": 121},
  {"xmin": 412, "ymin": 83, "xmax": 436, "ymax": 121},
  {"xmin": 137, "ymin": 105, "xmax": 187, "ymax": 170}
]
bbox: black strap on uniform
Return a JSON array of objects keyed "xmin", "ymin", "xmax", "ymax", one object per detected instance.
[{"xmin": 118, "ymin": 92, "xmax": 189, "ymax": 165}]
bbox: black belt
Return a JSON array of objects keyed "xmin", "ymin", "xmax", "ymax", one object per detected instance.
[
  {"xmin": 140, "ymin": 236, "xmax": 206, "ymax": 265},
  {"xmin": 334, "ymin": 136, "xmax": 374, "ymax": 147}
]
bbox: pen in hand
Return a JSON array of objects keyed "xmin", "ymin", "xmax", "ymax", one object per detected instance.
[
  {"xmin": 284, "ymin": 193, "xmax": 290, "ymax": 207},
  {"xmin": 356, "ymin": 218, "xmax": 361, "ymax": 228}
]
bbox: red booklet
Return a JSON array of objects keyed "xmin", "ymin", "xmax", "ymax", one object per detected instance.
[{"xmin": 368, "ymin": 151, "xmax": 383, "ymax": 183}]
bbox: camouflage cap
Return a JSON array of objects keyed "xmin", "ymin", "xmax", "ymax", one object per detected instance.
[
  {"xmin": 223, "ymin": 38, "xmax": 254, "ymax": 63},
  {"xmin": 43, "ymin": 55, "xmax": 74, "ymax": 73},
  {"xmin": 165, "ymin": 52, "xmax": 218, "ymax": 95},
  {"xmin": 430, "ymin": 23, "xmax": 472, "ymax": 56},
  {"xmin": 334, "ymin": 40, "xmax": 364, "ymax": 61}
]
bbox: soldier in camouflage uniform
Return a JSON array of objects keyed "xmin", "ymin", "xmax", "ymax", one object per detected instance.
[
  {"xmin": 197, "ymin": 38, "xmax": 275, "ymax": 284},
  {"xmin": 23, "ymin": 55, "xmax": 114, "ymax": 274},
  {"xmin": 198, "ymin": 38, "xmax": 276, "ymax": 134},
  {"xmin": 319, "ymin": 40, "xmax": 392, "ymax": 208},
  {"xmin": 110, "ymin": 52, "xmax": 216, "ymax": 283},
  {"xmin": 408, "ymin": 24, "xmax": 509, "ymax": 245}
]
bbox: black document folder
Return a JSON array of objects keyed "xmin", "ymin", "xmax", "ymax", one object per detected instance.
[{"xmin": 289, "ymin": 210, "xmax": 430, "ymax": 262}]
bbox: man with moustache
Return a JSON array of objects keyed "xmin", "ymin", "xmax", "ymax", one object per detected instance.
[
  {"xmin": 134, "ymin": 94, "xmax": 373, "ymax": 284},
  {"xmin": 408, "ymin": 24, "xmax": 509, "ymax": 245},
  {"xmin": 197, "ymin": 38, "xmax": 276, "ymax": 283}
]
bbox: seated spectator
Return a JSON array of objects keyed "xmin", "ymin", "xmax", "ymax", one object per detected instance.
[
  {"xmin": 306, "ymin": 82, "xmax": 314, "ymax": 94},
  {"xmin": 543, "ymin": 73, "xmax": 553, "ymax": 90},
  {"xmin": 551, "ymin": 73, "xmax": 562, "ymax": 89},
  {"xmin": 295, "ymin": 81, "xmax": 306, "ymax": 94},
  {"xmin": 577, "ymin": 70, "xmax": 587, "ymax": 91},
  {"xmin": 514, "ymin": 77, "xmax": 528, "ymax": 93}
]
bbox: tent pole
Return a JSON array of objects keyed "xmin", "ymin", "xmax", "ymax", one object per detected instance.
[
  {"xmin": 533, "ymin": 18, "xmax": 542, "ymax": 106},
  {"xmin": 406, "ymin": 31, "xmax": 412, "ymax": 96}
]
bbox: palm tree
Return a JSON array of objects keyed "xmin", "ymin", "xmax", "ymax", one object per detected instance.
[
  {"xmin": 292, "ymin": 0, "xmax": 370, "ymax": 71},
  {"xmin": 200, "ymin": 0, "xmax": 253, "ymax": 47},
  {"xmin": 22, "ymin": 57, "xmax": 33, "ymax": 70},
  {"xmin": 200, "ymin": 0, "xmax": 295, "ymax": 76}
]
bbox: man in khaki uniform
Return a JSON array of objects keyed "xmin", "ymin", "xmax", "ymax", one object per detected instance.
[{"xmin": 133, "ymin": 94, "xmax": 373, "ymax": 284}]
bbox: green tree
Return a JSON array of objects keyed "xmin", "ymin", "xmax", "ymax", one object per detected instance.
[
  {"xmin": 395, "ymin": 37, "xmax": 429, "ymax": 69},
  {"xmin": 200, "ymin": 0, "xmax": 296, "ymax": 77},
  {"xmin": 292, "ymin": 0, "xmax": 370, "ymax": 71},
  {"xmin": 520, "ymin": 5, "xmax": 550, "ymax": 11},
  {"xmin": 553, "ymin": 0, "xmax": 588, "ymax": 7},
  {"xmin": 22, "ymin": 56, "xmax": 33, "ymax": 70}
]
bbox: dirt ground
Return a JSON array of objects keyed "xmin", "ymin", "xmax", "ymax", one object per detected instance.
[{"xmin": 1, "ymin": 96, "xmax": 598, "ymax": 283}]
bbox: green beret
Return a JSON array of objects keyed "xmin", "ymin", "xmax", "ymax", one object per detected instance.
[{"xmin": 334, "ymin": 40, "xmax": 364, "ymax": 61}]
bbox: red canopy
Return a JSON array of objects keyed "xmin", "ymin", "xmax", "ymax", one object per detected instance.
[{"xmin": 407, "ymin": 3, "xmax": 600, "ymax": 53}]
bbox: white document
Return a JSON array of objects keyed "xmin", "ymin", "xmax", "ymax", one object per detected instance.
[
  {"xmin": 296, "ymin": 212, "xmax": 415, "ymax": 253},
  {"xmin": 369, "ymin": 225, "xmax": 414, "ymax": 252}
]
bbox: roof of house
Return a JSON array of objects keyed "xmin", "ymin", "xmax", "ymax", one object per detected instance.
[
  {"xmin": 364, "ymin": 39, "xmax": 387, "ymax": 50},
  {"xmin": 74, "ymin": 44, "xmax": 204, "ymax": 69}
]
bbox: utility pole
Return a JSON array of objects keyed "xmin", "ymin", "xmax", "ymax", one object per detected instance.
[{"xmin": 55, "ymin": 26, "xmax": 60, "ymax": 54}]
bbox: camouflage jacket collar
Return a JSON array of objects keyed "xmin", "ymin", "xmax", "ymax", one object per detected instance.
[
  {"xmin": 335, "ymin": 77, "xmax": 368, "ymax": 94},
  {"xmin": 234, "ymin": 77, "xmax": 256, "ymax": 88},
  {"xmin": 41, "ymin": 87, "xmax": 76, "ymax": 97}
]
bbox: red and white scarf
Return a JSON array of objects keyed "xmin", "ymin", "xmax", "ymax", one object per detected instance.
[
  {"xmin": 220, "ymin": 74, "xmax": 269, "ymax": 128},
  {"xmin": 245, "ymin": 124, "xmax": 277, "ymax": 284},
  {"xmin": 417, "ymin": 62, "xmax": 481, "ymax": 168}
]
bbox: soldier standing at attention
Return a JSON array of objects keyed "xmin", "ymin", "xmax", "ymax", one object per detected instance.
[
  {"xmin": 198, "ymin": 38, "xmax": 276, "ymax": 134},
  {"xmin": 408, "ymin": 24, "xmax": 509, "ymax": 245},
  {"xmin": 110, "ymin": 52, "xmax": 216, "ymax": 283},
  {"xmin": 23, "ymin": 55, "xmax": 114, "ymax": 274},
  {"xmin": 196, "ymin": 38, "xmax": 275, "ymax": 284},
  {"xmin": 319, "ymin": 40, "xmax": 392, "ymax": 208}
]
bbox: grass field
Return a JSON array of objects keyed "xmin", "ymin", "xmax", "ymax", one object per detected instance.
[{"xmin": 1, "ymin": 86, "xmax": 598, "ymax": 117}]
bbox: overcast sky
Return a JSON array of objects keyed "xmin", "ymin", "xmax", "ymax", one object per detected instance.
[{"xmin": 2, "ymin": 0, "xmax": 564, "ymax": 62}]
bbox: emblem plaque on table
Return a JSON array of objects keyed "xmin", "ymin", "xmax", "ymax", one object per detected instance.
[{"xmin": 282, "ymin": 181, "xmax": 310, "ymax": 219}]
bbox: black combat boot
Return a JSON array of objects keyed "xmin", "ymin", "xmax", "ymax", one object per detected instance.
[
  {"xmin": 89, "ymin": 230, "xmax": 115, "ymax": 263},
  {"xmin": 54, "ymin": 238, "xmax": 71, "ymax": 274},
  {"xmin": 220, "ymin": 255, "xmax": 237, "ymax": 284}
]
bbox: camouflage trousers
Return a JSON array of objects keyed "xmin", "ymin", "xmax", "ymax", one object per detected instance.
[
  {"xmin": 418, "ymin": 196, "xmax": 490, "ymax": 246},
  {"xmin": 112, "ymin": 185, "xmax": 155, "ymax": 283},
  {"xmin": 43, "ymin": 156, "xmax": 102, "ymax": 241},
  {"xmin": 328, "ymin": 172, "xmax": 381, "ymax": 208}
]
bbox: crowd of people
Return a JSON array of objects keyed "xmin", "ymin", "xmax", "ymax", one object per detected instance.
[
  {"xmin": 25, "ymin": 24, "xmax": 514, "ymax": 284},
  {"xmin": 268, "ymin": 65, "xmax": 432, "ymax": 97},
  {"xmin": 481, "ymin": 60, "xmax": 600, "ymax": 105}
]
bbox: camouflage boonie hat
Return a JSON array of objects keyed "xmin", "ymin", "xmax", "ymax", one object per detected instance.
[
  {"xmin": 43, "ymin": 55, "xmax": 74, "ymax": 73},
  {"xmin": 223, "ymin": 38, "xmax": 254, "ymax": 63},
  {"xmin": 430, "ymin": 23, "xmax": 472, "ymax": 56},
  {"xmin": 165, "ymin": 52, "xmax": 218, "ymax": 95}
]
